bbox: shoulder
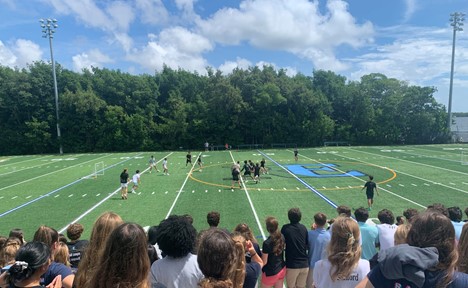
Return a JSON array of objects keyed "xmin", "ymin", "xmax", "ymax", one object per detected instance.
[{"xmin": 452, "ymin": 272, "xmax": 468, "ymax": 287}]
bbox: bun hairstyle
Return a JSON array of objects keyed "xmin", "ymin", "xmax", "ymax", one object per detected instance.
[{"xmin": 8, "ymin": 241, "xmax": 50, "ymax": 284}]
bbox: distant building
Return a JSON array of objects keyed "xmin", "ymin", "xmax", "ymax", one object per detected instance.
[{"xmin": 451, "ymin": 116, "xmax": 468, "ymax": 143}]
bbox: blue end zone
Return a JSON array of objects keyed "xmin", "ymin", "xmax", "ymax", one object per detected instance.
[{"xmin": 287, "ymin": 164, "xmax": 365, "ymax": 178}]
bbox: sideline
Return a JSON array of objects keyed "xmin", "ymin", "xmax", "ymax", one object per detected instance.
[{"xmin": 230, "ymin": 152, "xmax": 266, "ymax": 241}]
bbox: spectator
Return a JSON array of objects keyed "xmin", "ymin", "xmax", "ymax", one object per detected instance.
[
  {"xmin": 357, "ymin": 210, "xmax": 468, "ymax": 288},
  {"xmin": 232, "ymin": 233, "xmax": 263, "ymax": 288},
  {"xmin": 396, "ymin": 216, "xmax": 405, "ymax": 225},
  {"xmin": 207, "ymin": 211, "xmax": 221, "ymax": 228},
  {"xmin": 448, "ymin": 206, "xmax": 464, "ymax": 240},
  {"xmin": 281, "ymin": 208, "xmax": 309, "ymax": 288},
  {"xmin": 234, "ymin": 223, "xmax": 261, "ymax": 257},
  {"xmin": 147, "ymin": 225, "xmax": 162, "ymax": 259},
  {"xmin": 0, "ymin": 241, "xmax": 61, "ymax": 288},
  {"xmin": 457, "ymin": 223, "xmax": 468, "ymax": 273},
  {"xmin": 33, "ymin": 226, "xmax": 74, "ymax": 288},
  {"xmin": 355, "ymin": 207, "xmax": 378, "ymax": 260},
  {"xmin": 66, "ymin": 223, "xmax": 89, "ymax": 272},
  {"xmin": 427, "ymin": 203, "xmax": 448, "ymax": 217},
  {"xmin": 261, "ymin": 216, "xmax": 286, "ymax": 288},
  {"xmin": 86, "ymin": 223, "xmax": 150, "ymax": 288},
  {"xmin": 150, "ymin": 215, "xmax": 203, "ymax": 288},
  {"xmin": 376, "ymin": 209, "xmax": 397, "ymax": 252},
  {"xmin": 306, "ymin": 212, "xmax": 331, "ymax": 288},
  {"xmin": 54, "ymin": 242, "xmax": 70, "ymax": 268},
  {"xmin": 336, "ymin": 205, "xmax": 352, "ymax": 217},
  {"xmin": 198, "ymin": 228, "xmax": 245, "ymax": 288},
  {"xmin": 75, "ymin": 212, "xmax": 123, "ymax": 288},
  {"xmin": 8, "ymin": 229, "xmax": 26, "ymax": 246},
  {"xmin": 393, "ymin": 224, "xmax": 411, "ymax": 245},
  {"xmin": 464, "ymin": 207, "xmax": 468, "ymax": 222},
  {"xmin": 403, "ymin": 208, "xmax": 418, "ymax": 224},
  {"xmin": 313, "ymin": 216, "xmax": 370, "ymax": 288},
  {"xmin": 0, "ymin": 237, "xmax": 22, "ymax": 268}
]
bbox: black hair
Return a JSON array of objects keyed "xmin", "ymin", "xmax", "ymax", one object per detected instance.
[
  {"xmin": 369, "ymin": 175, "xmax": 374, "ymax": 180},
  {"xmin": 354, "ymin": 207, "xmax": 369, "ymax": 222},
  {"xmin": 8, "ymin": 241, "xmax": 50, "ymax": 284},
  {"xmin": 207, "ymin": 211, "xmax": 220, "ymax": 227},
  {"xmin": 136, "ymin": 170, "xmax": 140, "ymax": 173},
  {"xmin": 448, "ymin": 206, "xmax": 462, "ymax": 222},
  {"xmin": 403, "ymin": 208, "xmax": 419, "ymax": 223},
  {"xmin": 288, "ymin": 208, "xmax": 302, "ymax": 224},
  {"xmin": 147, "ymin": 225, "xmax": 158, "ymax": 245},
  {"xmin": 427, "ymin": 203, "xmax": 449, "ymax": 217},
  {"xmin": 156, "ymin": 215, "xmax": 197, "ymax": 258},
  {"xmin": 378, "ymin": 209, "xmax": 395, "ymax": 224}
]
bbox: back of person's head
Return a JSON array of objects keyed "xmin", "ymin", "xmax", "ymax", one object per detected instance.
[
  {"xmin": 327, "ymin": 216, "xmax": 361, "ymax": 281},
  {"xmin": 407, "ymin": 210, "xmax": 457, "ymax": 288},
  {"xmin": 354, "ymin": 208, "xmax": 369, "ymax": 223},
  {"xmin": 8, "ymin": 229, "xmax": 25, "ymax": 245},
  {"xmin": 33, "ymin": 226, "xmax": 59, "ymax": 253},
  {"xmin": 75, "ymin": 211, "xmax": 123, "ymax": 288},
  {"xmin": 457, "ymin": 223, "xmax": 468, "ymax": 273},
  {"xmin": 198, "ymin": 229, "xmax": 244, "ymax": 288},
  {"xmin": 448, "ymin": 206, "xmax": 462, "ymax": 222},
  {"xmin": 427, "ymin": 203, "xmax": 449, "ymax": 217},
  {"xmin": 156, "ymin": 215, "xmax": 196, "ymax": 258},
  {"xmin": 87, "ymin": 223, "xmax": 150, "ymax": 288},
  {"xmin": 7, "ymin": 241, "xmax": 50, "ymax": 285},
  {"xmin": 465, "ymin": 207, "xmax": 468, "ymax": 219},
  {"xmin": 396, "ymin": 216, "xmax": 405, "ymax": 225},
  {"xmin": 403, "ymin": 208, "xmax": 419, "ymax": 223},
  {"xmin": 231, "ymin": 233, "xmax": 247, "ymax": 283},
  {"xmin": 368, "ymin": 175, "xmax": 374, "ymax": 181},
  {"xmin": 66, "ymin": 223, "xmax": 84, "ymax": 241},
  {"xmin": 265, "ymin": 217, "xmax": 284, "ymax": 256},
  {"xmin": 288, "ymin": 208, "xmax": 302, "ymax": 224},
  {"xmin": 58, "ymin": 234, "xmax": 67, "ymax": 244},
  {"xmin": 336, "ymin": 205, "xmax": 351, "ymax": 217},
  {"xmin": 0, "ymin": 237, "xmax": 22, "ymax": 267},
  {"xmin": 207, "ymin": 211, "xmax": 221, "ymax": 227},
  {"xmin": 54, "ymin": 242, "xmax": 70, "ymax": 267},
  {"xmin": 377, "ymin": 209, "xmax": 395, "ymax": 225},
  {"xmin": 0, "ymin": 236, "xmax": 7, "ymax": 250},
  {"xmin": 147, "ymin": 225, "xmax": 158, "ymax": 245},
  {"xmin": 394, "ymin": 224, "xmax": 411, "ymax": 245},
  {"xmin": 314, "ymin": 212, "xmax": 327, "ymax": 227},
  {"xmin": 233, "ymin": 223, "xmax": 256, "ymax": 243}
]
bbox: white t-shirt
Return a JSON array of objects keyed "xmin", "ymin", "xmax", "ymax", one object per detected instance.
[
  {"xmin": 150, "ymin": 253, "xmax": 204, "ymax": 288},
  {"xmin": 313, "ymin": 259, "xmax": 370, "ymax": 288},
  {"xmin": 377, "ymin": 223, "xmax": 397, "ymax": 252},
  {"xmin": 163, "ymin": 160, "xmax": 168, "ymax": 169},
  {"xmin": 132, "ymin": 173, "xmax": 140, "ymax": 184}
]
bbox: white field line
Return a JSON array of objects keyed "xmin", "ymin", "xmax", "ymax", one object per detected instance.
[
  {"xmin": 307, "ymin": 150, "xmax": 426, "ymax": 209},
  {"xmin": 346, "ymin": 147, "xmax": 468, "ymax": 176},
  {"xmin": 59, "ymin": 153, "xmax": 172, "ymax": 233},
  {"xmin": 382, "ymin": 148, "xmax": 461, "ymax": 164},
  {"xmin": 0, "ymin": 157, "xmax": 71, "ymax": 176},
  {"xmin": 164, "ymin": 152, "xmax": 195, "ymax": 219},
  {"xmin": 230, "ymin": 151, "xmax": 266, "ymax": 241},
  {"xmin": 0, "ymin": 154, "xmax": 111, "ymax": 192},
  {"xmin": 0, "ymin": 155, "xmax": 53, "ymax": 168}
]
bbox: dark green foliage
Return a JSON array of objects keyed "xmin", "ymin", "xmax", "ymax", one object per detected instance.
[{"xmin": 0, "ymin": 63, "xmax": 450, "ymax": 155}]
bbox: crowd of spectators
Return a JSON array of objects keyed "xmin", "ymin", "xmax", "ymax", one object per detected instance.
[{"xmin": 0, "ymin": 204, "xmax": 467, "ymax": 288}]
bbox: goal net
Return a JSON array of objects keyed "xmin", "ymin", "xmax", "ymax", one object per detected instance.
[
  {"xmin": 461, "ymin": 151, "xmax": 468, "ymax": 165},
  {"xmin": 94, "ymin": 161, "xmax": 105, "ymax": 177}
]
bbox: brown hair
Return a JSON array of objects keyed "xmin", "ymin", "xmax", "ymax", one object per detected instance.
[
  {"xmin": 33, "ymin": 226, "xmax": 59, "ymax": 249},
  {"xmin": 0, "ymin": 237, "xmax": 22, "ymax": 267},
  {"xmin": 233, "ymin": 223, "xmax": 257, "ymax": 244},
  {"xmin": 457, "ymin": 223, "xmax": 468, "ymax": 273},
  {"xmin": 407, "ymin": 211, "xmax": 458, "ymax": 288},
  {"xmin": 74, "ymin": 212, "xmax": 123, "ymax": 288},
  {"xmin": 54, "ymin": 242, "xmax": 70, "ymax": 267},
  {"xmin": 198, "ymin": 229, "xmax": 245, "ymax": 288},
  {"xmin": 66, "ymin": 223, "xmax": 84, "ymax": 241},
  {"xmin": 265, "ymin": 216, "xmax": 284, "ymax": 256},
  {"xmin": 86, "ymin": 223, "xmax": 150, "ymax": 288},
  {"xmin": 327, "ymin": 216, "xmax": 361, "ymax": 281}
]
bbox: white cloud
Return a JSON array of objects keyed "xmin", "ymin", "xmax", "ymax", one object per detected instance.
[
  {"xmin": 135, "ymin": 0, "xmax": 169, "ymax": 25},
  {"xmin": 127, "ymin": 27, "xmax": 213, "ymax": 73},
  {"xmin": 196, "ymin": 0, "xmax": 373, "ymax": 71},
  {"xmin": 0, "ymin": 39, "xmax": 42, "ymax": 68},
  {"xmin": 403, "ymin": 0, "xmax": 418, "ymax": 22},
  {"xmin": 218, "ymin": 58, "xmax": 252, "ymax": 75},
  {"xmin": 72, "ymin": 49, "xmax": 113, "ymax": 71},
  {"xmin": 106, "ymin": 1, "xmax": 135, "ymax": 31}
]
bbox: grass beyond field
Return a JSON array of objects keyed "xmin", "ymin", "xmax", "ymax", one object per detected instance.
[{"xmin": 1, "ymin": 144, "xmax": 467, "ymax": 241}]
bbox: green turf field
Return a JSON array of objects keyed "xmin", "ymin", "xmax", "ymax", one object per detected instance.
[{"xmin": 1, "ymin": 144, "xmax": 467, "ymax": 241}]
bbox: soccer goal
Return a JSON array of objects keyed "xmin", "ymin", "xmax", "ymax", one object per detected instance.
[
  {"xmin": 94, "ymin": 161, "xmax": 105, "ymax": 177},
  {"xmin": 461, "ymin": 151, "xmax": 468, "ymax": 165}
]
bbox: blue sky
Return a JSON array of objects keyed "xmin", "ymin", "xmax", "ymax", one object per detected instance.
[{"xmin": 1, "ymin": 0, "xmax": 468, "ymax": 111}]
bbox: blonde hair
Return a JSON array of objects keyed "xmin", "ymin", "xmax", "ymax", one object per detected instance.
[
  {"xmin": 74, "ymin": 212, "xmax": 123, "ymax": 288},
  {"xmin": 54, "ymin": 242, "xmax": 70, "ymax": 267},
  {"xmin": 394, "ymin": 224, "xmax": 411, "ymax": 245},
  {"xmin": 327, "ymin": 216, "xmax": 361, "ymax": 281},
  {"xmin": 230, "ymin": 234, "xmax": 247, "ymax": 288},
  {"xmin": 0, "ymin": 238, "xmax": 22, "ymax": 267},
  {"xmin": 457, "ymin": 223, "xmax": 468, "ymax": 273}
]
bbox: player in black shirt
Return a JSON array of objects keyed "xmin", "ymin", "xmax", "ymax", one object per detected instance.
[
  {"xmin": 186, "ymin": 152, "xmax": 192, "ymax": 166},
  {"xmin": 361, "ymin": 175, "xmax": 379, "ymax": 211}
]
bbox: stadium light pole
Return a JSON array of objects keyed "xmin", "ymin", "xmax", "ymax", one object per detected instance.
[
  {"xmin": 447, "ymin": 12, "xmax": 465, "ymax": 133},
  {"xmin": 40, "ymin": 18, "xmax": 63, "ymax": 155}
]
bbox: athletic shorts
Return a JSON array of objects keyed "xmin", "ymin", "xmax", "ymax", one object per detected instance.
[
  {"xmin": 186, "ymin": 159, "xmax": 191, "ymax": 163},
  {"xmin": 244, "ymin": 171, "xmax": 251, "ymax": 176},
  {"xmin": 133, "ymin": 181, "xmax": 139, "ymax": 187},
  {"xmin": 262, "ymin": 267, "xmax": 286, "ymax": 286},
  {"xmin": 366, "ymin": 192, "xmax": 374, "ymax": 199},
  {"xmin": 120, "ymin": 183, "xmax": 128, "ymax": 188},
  {"xmin": 232, "ymin": 174, "xmax": 239, "ymax": 181}
]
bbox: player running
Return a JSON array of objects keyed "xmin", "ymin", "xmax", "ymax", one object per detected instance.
[
  {"xmin": 148, "ymin": 155, "xmax": 159, "ymax": 173},
  {"xmin": 186, "ymin": 152, "xmax": 192, "ymax": 167},
  {"xmin": 197, "ymin": 155, "xmax": 203, "ymax": 171},
  {"xmin": 361, "ymin": 175, "xmax": 379, "ymax": 211},
  {"xmin": 131, "ymin": 170, "xmax": 141, "ymax": 194},
  {"xmin": 163, "ymin": 158, "xmax": 169, "ymax": 175},
  {"xmin": 120, "ymin": 168, "xmax": 129, "ymax": 200}
]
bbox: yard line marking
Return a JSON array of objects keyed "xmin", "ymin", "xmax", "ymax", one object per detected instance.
[
  {"xmin": 307, "ymin": 150, "xmax": 426, "ymax": 209},
  {"xmin": 411, "ymin": 184, "xmax": 417, "ymax": 186},
  {"xmin": 389, "ymin": 147, "xmax": 463, "ymax": 164},
  {"xmin": 0, "ymin": 153, "xmax": 144, "ymax": 219},
  {"xmin": 399, "ymin": 184, "xmax": 405, "ymax": 187},
  {"xmin": 82, "ymin": 194, "xmax": 87, "ymax": 197},
  {"xmin": 54, "ymin": 195, "xmax": 60, "ymax": 198},
  {"xmin": 424, "ymin": 183, "xmax": 430, "ymax": 186},
  {"xmin": 26, "ymin": 196, "xmax": 31, "ymax": 199},
  {"xmin": 164, "ymin": 152, "xmax": 194, "ymax": 219},
  {"xmin": 449, "ymin": 182, "xmax": 456, "ymax": 185},
  {"xmin": 463, "ymin": 182, "xmax": 468, "ymax": 185},
  {"xmin": 68, "ymin": 194, "xmax": 73, "ymax": 198},
  {"xmin": 0, "ymin": 155, "xmax": 53, "ymax": 168},
  {"xmin": 231, "ymin": 151, "xmax": 266, "ymax": 241},
  {"xmin": 12, "ymin": 196, "xmax": 17, "ymax": 199}
]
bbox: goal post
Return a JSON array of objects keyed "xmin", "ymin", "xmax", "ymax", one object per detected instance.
[
  {"xmin": 461, "ymin": 151, "xmax": 468, "ymax": 165},
  {"xmin": 94, "ymin": 161, "xmax": 105, "ymax": 177}
]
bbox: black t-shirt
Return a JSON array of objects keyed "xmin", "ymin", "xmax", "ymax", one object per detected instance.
[
  {"xmin": 254, "ymin": 166, "xmax": 260, "ymax": 175},
  {"xmin": 243, "ymin": 261, "xmax": 261, "ymax": 288},
  {"xmin": 364, "ymin": 181, "xmax": 376, "ymax": 194},
  {"xmin": 281, "ymin": 223, "xmax": 309, "ymax": 268},
  {"xmin": 262, "ymin": 236, "xmax": 286, "ymax": 276},
  {"xmin": 120, "ymin": 172, "xmax": 129, "ymax": 183},
  {"xmin": 67, "ymin": 239, "xmax": 89, "ymax": 269}
]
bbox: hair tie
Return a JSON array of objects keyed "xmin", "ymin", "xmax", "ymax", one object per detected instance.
[{"xmin": 15, "ymin": 261, "xmax": 28, "ymax": 271}]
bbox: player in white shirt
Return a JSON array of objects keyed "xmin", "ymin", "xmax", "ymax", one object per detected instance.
[
  {"xmin": 148, "ymin": 156, "xmax": 159, "ymax": 173},
  {"xmin": 163, "ymin": 158, "xmax": 169, "ymax": 175},
  {"xmin": 131, "ymin": 170, "xmax": 141, "ymax": 194},
  {"xmin": 376, "ymin": 209, "xmax": 397, "ymax": 252}
]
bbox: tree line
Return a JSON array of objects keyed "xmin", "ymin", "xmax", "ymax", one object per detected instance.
[{"xmin": 0, "ymin": 62, "xmax": 450, "ymax": 155}]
